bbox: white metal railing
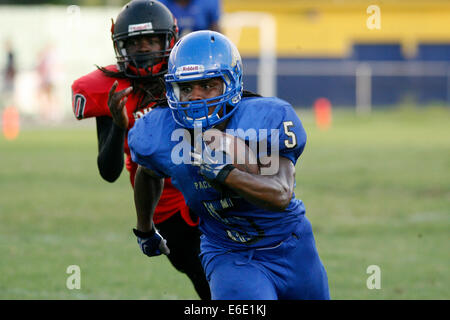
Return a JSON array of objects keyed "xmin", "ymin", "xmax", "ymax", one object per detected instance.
[{"xmin": 243, "ymin": 60, "xmax": 450, "ymax": 111}]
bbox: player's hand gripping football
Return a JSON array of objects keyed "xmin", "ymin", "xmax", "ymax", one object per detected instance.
[
  {"xmin": 191, "ymin": 143, "xmax": 235, "ymax": 184},
  {"xmin": 133, "ymin": 226, "xmax": 170, "ymax": 257},
  {"xmin": 107, "ymin": 80, "xmax": 133, "ymax": 129}
]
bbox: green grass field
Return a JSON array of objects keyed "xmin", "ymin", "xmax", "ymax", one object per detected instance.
[{"xmin": 0, "ymin": 106, "xmax": 449, "ymax": 299}]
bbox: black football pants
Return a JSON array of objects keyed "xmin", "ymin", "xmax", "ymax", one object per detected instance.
[{"xmin": 156, "ymin": 211, "xmax": 211, "ymax": 300}]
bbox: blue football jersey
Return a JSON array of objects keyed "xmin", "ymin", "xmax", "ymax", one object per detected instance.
[
  {"xmin": 128, "ymin": 96, "xmax": 308, "ymax": 249},
  {"xmin": 159, "ymin": 0, "xmax": 221, "ymax": 36}
]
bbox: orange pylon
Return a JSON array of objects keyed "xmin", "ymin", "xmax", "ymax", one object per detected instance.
[
  {"xmin": 313, "ymin": 98, "xmax": 332, "ymax": 131},
  {"xmin": 2, "ymin": 106, "xmax": 20, "ymax": 140}
]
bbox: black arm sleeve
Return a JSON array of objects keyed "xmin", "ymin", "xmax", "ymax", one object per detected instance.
[{"xmin": 96, "ymin": 116, "xmax": 126, "ymax": 182}]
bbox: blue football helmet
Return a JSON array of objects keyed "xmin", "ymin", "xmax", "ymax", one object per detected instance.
[{"xmin": 165, "ymin": 31, "xmax": 243, "ymax": 129}]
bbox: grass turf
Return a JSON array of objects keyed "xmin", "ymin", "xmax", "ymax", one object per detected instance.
[{"xmin": 0, "ymin": 106, "xmax": 448, "ymax": 299}]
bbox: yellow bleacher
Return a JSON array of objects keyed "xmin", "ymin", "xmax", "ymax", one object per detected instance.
[{"xmin": 223, "ymin": 0, "xmax": 450, "ymax": 57}]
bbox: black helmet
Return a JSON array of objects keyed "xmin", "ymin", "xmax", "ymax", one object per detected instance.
[{"xmin": 111, "ymin": 0, "xmax": 179, "ymax": 78}]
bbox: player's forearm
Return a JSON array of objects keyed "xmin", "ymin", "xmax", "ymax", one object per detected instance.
[
  {"xmin": 134, "ymin": 166, "xmax": 164, "ymax": 232},
  {"xmin": 224, "ymin": 169, "xmax": 293, "ymax": 211},
  {"xmin": 96, "ymin": 118, "xmax": 126, "ymax": 182}
]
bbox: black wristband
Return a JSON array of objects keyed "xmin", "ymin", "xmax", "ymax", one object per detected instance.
[
  {"xmin": 133, "ymin": 227, "xmax": 155, "ymax": 238},
  {"xmin": 216, "ymin": 164, "xmax": 236, "ymax": 184}
]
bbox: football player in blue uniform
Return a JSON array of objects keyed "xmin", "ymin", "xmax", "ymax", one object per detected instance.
[
  {"xmin": 158, "ymin": 0, "xmax": 221, "ymax": 36},
  {"xmin": 128, "ymin": 30, "xmax": 330, "ymax": 299}
]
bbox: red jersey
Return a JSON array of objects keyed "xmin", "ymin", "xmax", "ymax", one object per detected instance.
[{"xmin": 71, "ymin": 65, "xmax": 197, "ymax": 226}]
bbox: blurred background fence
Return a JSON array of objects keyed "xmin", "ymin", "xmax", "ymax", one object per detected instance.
[{"xmin": 0, "ymin": 0, "xmax": 449, "ymax": 122}]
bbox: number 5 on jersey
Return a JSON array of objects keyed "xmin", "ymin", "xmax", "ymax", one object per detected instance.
[{"xmin": 283, "ymin": 121, "xmax": 297, "ymax": 148}]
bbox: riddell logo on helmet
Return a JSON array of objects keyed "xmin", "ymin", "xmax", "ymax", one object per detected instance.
[
  {"xmin": 176, "ymin": 65, "xmax": 205, "ymax": 75},
  {"xmin": 128, "ymin": 22, "xmax": 153, "ymax": 33},
  {"xmin": 183, "ymin": 65, "xmax": 199, "ymax": 71}
]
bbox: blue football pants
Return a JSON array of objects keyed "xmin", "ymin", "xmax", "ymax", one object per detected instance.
[{"xmin": 200, "ymin": 216, "xmax": 330, "ymax": 300}]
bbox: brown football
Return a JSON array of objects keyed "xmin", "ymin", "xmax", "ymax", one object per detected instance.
[{"xmin": 201, "ymin": 129, "xmax": 260, "ymax": 175}]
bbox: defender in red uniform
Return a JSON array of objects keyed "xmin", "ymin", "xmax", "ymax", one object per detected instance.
[{"xmin": 71, "ymin": 0, "xmax": 210, "ymax": 299}]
